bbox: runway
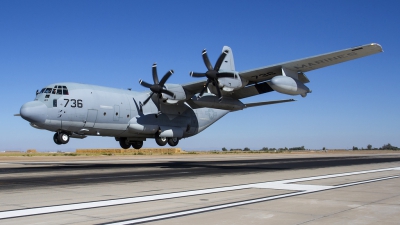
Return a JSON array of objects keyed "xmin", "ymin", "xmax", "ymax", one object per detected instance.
[{"xmin": 1, "ymin": 153, "xmax": 400, "ymax": 224}]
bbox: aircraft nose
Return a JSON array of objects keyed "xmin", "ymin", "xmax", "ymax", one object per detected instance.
[{"xmin": 20, "ymin": 101, "xmax": 47, "ymax": 124}]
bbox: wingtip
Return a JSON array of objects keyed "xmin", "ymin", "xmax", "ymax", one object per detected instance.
[{"xmin": 370, "ymin": 43, "xmax": 383, "ymax": 52}]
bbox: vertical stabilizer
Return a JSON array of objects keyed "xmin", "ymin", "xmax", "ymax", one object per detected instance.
[{"xmin": 219, "ymin": 46, "xmax": 235, "ymax": 72}]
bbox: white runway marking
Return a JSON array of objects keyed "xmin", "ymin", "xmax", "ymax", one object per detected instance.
[
  {"xmin": 0, "ymin": 167, "xmax": 399, "ymax": 221},
  {"xmin": 108, "ymin": 175, "xmax": 400, "ymax": 225}
]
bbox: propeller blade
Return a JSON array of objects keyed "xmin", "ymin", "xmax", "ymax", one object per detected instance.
[
  {"xmin": 214, "ymin": 49, "xmax": 229, "ymax": 72},
  {"xmin": 214, "ymin": 79, "xmax": 222, "ymax": 101},
  {"xmin": 159, "ymin": 70, "xmax": 174, "ymax": 86},
  {"xmin": 139, "ymin": 80, "xmax": 153, "ymax": 88},
  {"xmin": 142, "ymin": 92, "xmax": 154, "ymax": 106},
  {"xmin": 202, "ymin": 49, "xmax": 213, "ymax": 71},
  {"xmin": 199, "ymin": 79, "xmax": 211, "ymax": 97},
  {"xmin": 217, "ymin": 72, "xmax": 235, "ymax": 78},
  {"xmin": 190, "ymin": 71, "xmax": 206, "ymax": 77},
  {"xmin": 152, "ymin": 63, "xmax": 159, "ymax": 84},
  {"xmin": 161, "ymin": 89, "xmax": 175, "ymax": 97}
]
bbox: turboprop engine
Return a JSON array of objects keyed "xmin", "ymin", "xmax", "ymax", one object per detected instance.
[
  {"xmin": 161, "ymin": 84, "xmax": 187, "ymax": 104},
  {"xmin": 217, "ymin": 72, "xmax": 248, "ymax": 92},
  {"xmin": 267, "ymin": 76, "xmax": 311, "ymax": 97}
]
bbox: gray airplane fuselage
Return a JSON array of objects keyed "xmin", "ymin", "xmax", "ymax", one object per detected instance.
[{"xmin": 20, "ymin": 82, "xmax": 228, "ymax": 142}]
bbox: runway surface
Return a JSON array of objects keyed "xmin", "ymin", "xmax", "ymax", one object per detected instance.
[{"xmin": 1, "ymin": 153, "xmax": 400, "ymax": 224}]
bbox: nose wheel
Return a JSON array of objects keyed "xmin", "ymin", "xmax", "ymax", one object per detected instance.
[
  {"xmin": 53, "ymin": 132, "xmax": 70, "ymax": 145},
  {"xmin": 53, "ymin": 133, "xmax": 61, "ymax": 145}
]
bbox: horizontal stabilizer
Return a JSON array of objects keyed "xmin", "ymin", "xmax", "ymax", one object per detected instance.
[{"xmin": 244, "ymin": 99, "xmax": 295, "ymax": 108}]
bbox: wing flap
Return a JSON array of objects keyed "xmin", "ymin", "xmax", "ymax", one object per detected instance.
[{"xmin": 244, "ymin": 99, "xmax": 295, "ymax": 108}]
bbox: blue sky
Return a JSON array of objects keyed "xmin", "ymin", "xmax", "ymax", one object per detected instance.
[{"xmin": 1, "ymin": 0, "xmax": 399, "ymax": 151}]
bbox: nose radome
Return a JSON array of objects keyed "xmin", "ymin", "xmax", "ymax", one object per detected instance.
[{"xmin": 20, "ymin": 101, "xmax": 47, "ymax": 124}]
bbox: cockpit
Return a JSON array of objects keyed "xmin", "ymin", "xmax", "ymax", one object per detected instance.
[{"xmin": 37, "ymin": 85, "xmax": 69, "ymax": 96}]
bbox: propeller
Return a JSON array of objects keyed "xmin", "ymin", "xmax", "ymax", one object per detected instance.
[
  {"xmin": 190, "ymin": 49, "xmax": 234, "ymax": 100},
  {"xmin": 139, "ymin": 63, "xmax": 175, "ymax": 109}
]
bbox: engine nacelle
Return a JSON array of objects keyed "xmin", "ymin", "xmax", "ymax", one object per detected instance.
[
  {"xmin": 218, "ymin": 72, "xmax": 248, "ymax": 92},
  {"xmin": 267, "ymin": 76, "xmax": 311, "ymax": 97},
  {"xmin": 162, "ymin": 84, "xmax": 187, "ymax": 104}
]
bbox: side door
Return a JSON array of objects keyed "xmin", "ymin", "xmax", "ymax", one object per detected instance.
[{"xmin": 84, "ymin": 109, "xmax": 98, "ymax": 128}]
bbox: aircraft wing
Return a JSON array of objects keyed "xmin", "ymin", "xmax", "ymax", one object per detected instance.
[
  {"xmin": 239, "ymin": 43, "xmax": 383, "ymax": 84},
  {"xmin": 182, "ymin": 43, "xmax": 383, "ymax": 99}
]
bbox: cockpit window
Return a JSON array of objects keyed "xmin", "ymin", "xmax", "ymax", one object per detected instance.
[
  {"xmin": 63, "ymin": 86, "xmax": 69, "ymax": 95},
  {"xmin": 42, "ymin": 85, "xmax": 69, "ymax": 95},
  {"xmin": 43, "ymin": 88, "xmax": 52, "ymax": 93},
  {"xmin": 37, "ymin": 85, "xmax": 69, "ymax": 95}
]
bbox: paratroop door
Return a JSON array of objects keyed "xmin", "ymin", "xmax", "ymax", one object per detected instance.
[{"xmin": 84, "ymin": 109, "xmax": 98, "ymax": 128}]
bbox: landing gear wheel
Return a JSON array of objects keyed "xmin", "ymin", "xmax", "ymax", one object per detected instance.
[
  {"xmin": 53, "ymin": 133, "xmax": 62, "ymax": 145},
  {"xmin": 155, "ymin": 136, "xmax": 168, "ymax": 146},
  {"xmin": 168, "ymin": 137, "xmax": 179, "ymax": 147},
  {"xmin": 57, "ymin": 132, "xmax": 70, "ymax": 144},
  {"xmin": 119, "ymin": 138, "xmax": 131, "ymax": 149},
  {"xmin": 131, "ymin": 141, "xmax": 143, "ymax": 149}
]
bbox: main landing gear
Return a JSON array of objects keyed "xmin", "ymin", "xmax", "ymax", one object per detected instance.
[
  {"xmin": 167, "ymin": 137, "xmax": 179, "ymax": 147},
  {"xmin": 116, "ymin": 135, "xmax": 180, "ymax": 150},
  {"xmin": 155, "ymin": 134, "xmax": 179, "ymax": 147},
  {"xmin": 53, "ymin": 132, "xmax": 70, "ymax": 145},
  {"xmin": 119, "ymin": 138, "xmax": 143, "ymax": 150}
]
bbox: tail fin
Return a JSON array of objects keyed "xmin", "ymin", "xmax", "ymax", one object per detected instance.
[{"xmin": 219, "ymin": 46, "xmax": 235, "ymax": 72}]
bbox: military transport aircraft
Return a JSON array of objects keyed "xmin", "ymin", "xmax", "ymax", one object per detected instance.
[{"xmin": 17, "ymin": 43, "xmax": 383, "ymax": 149}]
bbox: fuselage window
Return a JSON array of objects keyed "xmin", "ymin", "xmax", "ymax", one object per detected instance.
[{"xmin": 53, "ymin": 99, "xmax": 57, "ymax": 107}]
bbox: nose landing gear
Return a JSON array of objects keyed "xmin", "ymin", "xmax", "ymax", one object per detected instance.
[{"xmin": 53, "ymin": 132, "xmax": 70, "ymax": 145}]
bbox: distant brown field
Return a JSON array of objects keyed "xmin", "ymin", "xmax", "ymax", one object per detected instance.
[{"xmin": 0, "ymin": 149, "xmax": 399, "ymax": 157}]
